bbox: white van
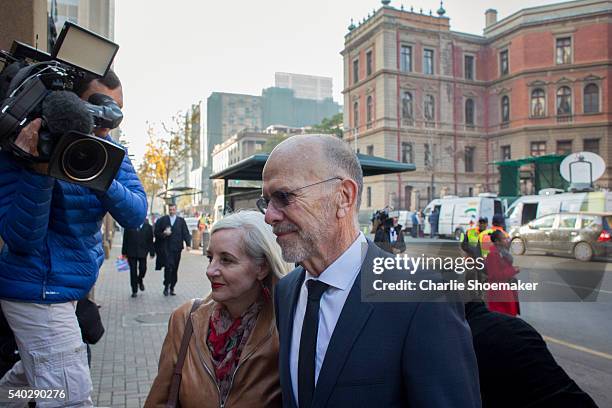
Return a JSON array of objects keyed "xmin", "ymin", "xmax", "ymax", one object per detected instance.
[
  {"xmin": 423, "ymin": 194, "xmax": 504, "ymax": 239},
  {"xmin": 505, "ymin": 189, "xmax": 612, "ymax": 229}
]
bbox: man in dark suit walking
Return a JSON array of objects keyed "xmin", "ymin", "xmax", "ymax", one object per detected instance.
[
  {"xmin": 154, "ymin": 204, "xmax": 191, "ymax": 296},
  {"xmin": 259, "ymin": 135, "xmax": 481, "ymax": 407},
  {"xmin": 122, "ymin": 218, "xmax": 155, "ymax": 297}
]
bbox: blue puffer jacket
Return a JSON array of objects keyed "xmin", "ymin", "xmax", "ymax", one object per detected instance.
[{"xmin": 0, "ymin": 138, "xmax": 147, "ymax": 303}]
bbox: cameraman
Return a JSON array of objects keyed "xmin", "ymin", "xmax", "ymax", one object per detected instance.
[{"xmin": 0, "ymin": 69, "xmax": 146, "ymax": 407}]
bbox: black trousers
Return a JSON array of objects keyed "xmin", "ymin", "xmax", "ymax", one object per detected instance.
[
  {"xmin": 128, "ymin": 257, "xmax": 146, "ymax": 293},
  {"xmin": 163, "ymin": 251, "xmax": 182, "ymax": 289}
]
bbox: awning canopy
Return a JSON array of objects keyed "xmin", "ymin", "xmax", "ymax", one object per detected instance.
[
  {"xmin": 494, "ymin": 153, "xmax": 567, "ymax": 167},
  {"xmin": 210, "ymin": 153, "xmax": 416, "ymax": 181}
]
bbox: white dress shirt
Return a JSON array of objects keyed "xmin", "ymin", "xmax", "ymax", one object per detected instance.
[
  {"xmin": 169, "ymin": 215, "xmax": 176, "ymax": 226},
  {"xmin": 290, "ymin": 232, "xmax": 367, "ymax": 405}
]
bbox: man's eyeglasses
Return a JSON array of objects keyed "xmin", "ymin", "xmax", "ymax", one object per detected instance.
[{"xmin": 257, "ymin": 177, "xmax": 343, "ymax": 214}]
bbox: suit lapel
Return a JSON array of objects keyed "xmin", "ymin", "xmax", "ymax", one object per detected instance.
[
  {"xmin": 280, "ymin": 267, "xmax": 304, "ymax": 408},
  {"xmin": 311, "ymin": 244, "xmax": 377, "ymax": 407}
]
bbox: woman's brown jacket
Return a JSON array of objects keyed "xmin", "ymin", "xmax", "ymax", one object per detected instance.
[{"xmin": 144, "ymin": 298, "xmax": 281, "ymax": 408}]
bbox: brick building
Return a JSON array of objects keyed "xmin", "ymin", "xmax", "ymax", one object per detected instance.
[{"xmin": 342, "ymin": 0, "xmax": 612, "ymax": 217}]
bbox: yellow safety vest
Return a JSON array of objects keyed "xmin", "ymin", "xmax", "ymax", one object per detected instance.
[{"xmin": 479, "ymin": 226, "xmax": 508, "ymax": 258}]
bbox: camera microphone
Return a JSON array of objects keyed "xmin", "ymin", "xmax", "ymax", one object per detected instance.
[
  {"xmin": 38, "ymin": 91, "xmax": 94, "ymax": 158},
  {"xmin": 42, "ymin": 91, "xmax": 94, "ymax": 135}
]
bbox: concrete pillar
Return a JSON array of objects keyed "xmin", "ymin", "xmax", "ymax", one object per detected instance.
[{"xmin": 0, "ymin": 0, "xmax": 48, "ymax": 52}]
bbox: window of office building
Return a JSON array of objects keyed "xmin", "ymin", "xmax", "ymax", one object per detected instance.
[
  {"xmin": 584, "ymin": 84, "xmax": 600, "ymax": 114},
  {"xmin": 366, "ymin": 51, "xmax": 373, "ymax": 76},
  {"xmin": 501, "ymin": 145, "xmax": 511, "ymax": 160},
  {"xmin": 583, "ymin": 138, "xmax": 600, "ymax": 154},
  {"xmin": 500, "ymin": 50, "xmax": 509, "ymax": 75},
  {"xmin": 401, "ymin": 142, "xmax": 413, "ymax": 163},
  {"xmin": 353, "ymin": 101, "xmax": 359, "ymax": 129},
  {"xmin": 556, "ymin": 86, "xmax": 572, "ymax": 115},
  {"xmin": 465, "ymin": 98, "xmax": 475, "ymax": 126},
  {"xmin": 366, "ymin": 145, "xmax": 374, "ymax": 156},
  {"xmin": 556, "ymin": 37, "xmax": 572, "ymax": 65},
  {"xmin": 531, "ymin": 88, "xmax": 546, "ymax": 117},
  {"xmin": 465, "ymin": 146, "xmax": 475, "ymax": 172},
  {"xmin": 464, "ymin": 55, "xmax": 474, "ymax": 80},
  {"xmin": 530, "ymin": 141, "xmax": 547, "ymax": 157},
  {"xmin": 366, "ymin": 95, "xmax": 373, "ymax": 125},
  {"xmin": 501, "ymin": 95, "xmax": 510, "ymax": 124},
  {"xmin": 400, "ymin": 45, "xmax": 412, "ymax": 72},
  {"xmin": 556, "ymin": 140, "xmax": 572, "ymax": 155},
  {"xmin": 353, "ymin": 58, "xmax": 359, "ymax": 84},
  {"xmin": 423, "ymin": 49, "xmax": 434, "ymax": 75}
]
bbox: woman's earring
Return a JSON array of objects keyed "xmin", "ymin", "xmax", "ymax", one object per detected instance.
[{"xmin": 260, "ymin": 280, "xmax": 271, "ymax": 302}]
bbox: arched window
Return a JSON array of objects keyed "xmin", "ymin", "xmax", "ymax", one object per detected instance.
[
  {"xmin": 556, "ymin": 86, "xmax": 572, "ymax": 115},
  {"xmin": 424, "ymin": 95, "xmax": 435, "ymax": 121},
  {"xmin": 366, "ymin": 95, "xmax": 373, "ymax": 124},
  {"xmin": 501, "ymin": 95, "xmax": 510, "ymax": 123},
  {"xmin": 531, "ymin": 88, "xmax": 545, "ymax": 117},
  {"xmin": 584, "ymin": 84, "xmax": 599, "ymax": 114},
  {"xmin": 465, "ymin": 98, "xmax": 475, "ymax": 126},
  {"xmin": 353, "ymin": 101, "xmax": 359, "ymax": 128},
  {"xmin": 402, "ymin": 92, "xmax": 413, "ymax": 120}
]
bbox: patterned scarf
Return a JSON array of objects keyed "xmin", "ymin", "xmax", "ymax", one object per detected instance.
[{"xmin": 207, "ymin": 300, "xmax": 263, "ymax": 404}]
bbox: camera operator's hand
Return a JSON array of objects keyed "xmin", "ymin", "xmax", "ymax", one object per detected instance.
[{"xmin": 14, "ymin": 118, "xmax": 42, "ymax": 157}]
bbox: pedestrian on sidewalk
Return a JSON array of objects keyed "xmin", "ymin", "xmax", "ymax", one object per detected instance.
[
  {"xmin": 154, "ymin": 204, "xmax": 191, "ymax": 296},
  {"xmin": 145, "ymin": 211, "xmax": 291, "ymax": 408},
  {"xmin": 122, "ymin": 217, "xmax": 155, "ymax": 297}
]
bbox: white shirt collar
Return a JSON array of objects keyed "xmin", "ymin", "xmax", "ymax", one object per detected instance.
[{"xmin": 304, "ymin": 232, "xmax": 367, "ymax": 291}]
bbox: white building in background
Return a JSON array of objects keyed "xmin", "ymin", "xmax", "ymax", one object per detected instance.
[
  {"xmin": 274, "ymin": 72, "xmax": 333, "ymax": 101},
  {"xmin": 48, "ymin": 0, "xmax": 115, "ymax": 39}
]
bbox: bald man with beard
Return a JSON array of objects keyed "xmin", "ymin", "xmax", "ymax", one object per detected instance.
[{"xmin": 258, "ymin": 135, "xmax": 481, "ymax": 408}]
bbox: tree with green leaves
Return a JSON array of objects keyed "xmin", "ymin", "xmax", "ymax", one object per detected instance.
[{"xmin": 307, "ymin": 112, "xmax": 343, "ymax": 138}]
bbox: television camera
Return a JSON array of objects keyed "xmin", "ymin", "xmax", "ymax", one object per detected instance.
[{"xmin": 0, "ymin": 22, "xmax": 124, "ymax": 191}]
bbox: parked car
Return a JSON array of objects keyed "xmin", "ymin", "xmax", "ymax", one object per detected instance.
[{"xmin": 509, "ymin": 212, "xmax": 612, "ymax": 261}]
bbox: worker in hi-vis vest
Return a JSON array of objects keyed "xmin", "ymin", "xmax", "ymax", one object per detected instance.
[
  {"xmin": 460, "ymin": 217, "xmax": 489, "ymax": 258},
  {"xmin": 479, "ymin": 214, "xmax": 509, "ymax": 258}
]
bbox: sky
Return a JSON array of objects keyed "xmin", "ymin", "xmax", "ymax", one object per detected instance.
[{"xmin": 113, "ymin": 0, "xmax": 563, "ymax": 165}]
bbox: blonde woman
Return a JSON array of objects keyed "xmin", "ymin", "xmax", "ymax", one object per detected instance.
[{"xmin": 145, "ymin": 211, "xmax": 291, "ymax": 408}]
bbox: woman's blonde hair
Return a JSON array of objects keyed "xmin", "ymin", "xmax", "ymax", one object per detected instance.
[{"xmin": 209, "ymin": 210, "xmax": 292, "ymax": 288}]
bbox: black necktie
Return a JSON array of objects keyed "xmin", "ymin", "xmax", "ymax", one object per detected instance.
[{"xmin": 298, "ymin": 279, "xmax": 329, "ymax": 408}]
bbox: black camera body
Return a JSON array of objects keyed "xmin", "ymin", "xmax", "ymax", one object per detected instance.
[{"xmin": 0, "ymin": 22, "xmax": 124, "ymax": 191}]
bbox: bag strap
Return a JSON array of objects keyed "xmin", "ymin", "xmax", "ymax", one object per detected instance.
[{"xmin": 166, "ymin": 298, "xmax": 204, "ymax": 408}]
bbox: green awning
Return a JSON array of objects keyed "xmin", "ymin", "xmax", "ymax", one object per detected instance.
[
  {"xmin": 210, "ymin": 153, "xmax": 415, "ymax": 181},
  {"xmin": 494, "ymin": 153, "xmax": 567, "ymax": 167}
]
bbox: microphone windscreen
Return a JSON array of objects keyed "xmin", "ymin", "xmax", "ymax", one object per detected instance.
[{"xmin": 41, "ymin": 91, "xmax": 94, "ymax": 135}]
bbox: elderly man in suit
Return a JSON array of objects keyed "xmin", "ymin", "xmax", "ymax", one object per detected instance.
[
  {"xmin": 259, "ymin": 135, "xmax": 481, "ymax": 408},
  {"xmin": 154, "ymin": 204, "xmax": 191, "ymax": 296}
]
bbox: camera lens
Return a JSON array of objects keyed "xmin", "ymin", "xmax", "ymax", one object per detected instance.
[{"xmin": 61, "ymin": 138, "xmax": 108, "ymax": 182}]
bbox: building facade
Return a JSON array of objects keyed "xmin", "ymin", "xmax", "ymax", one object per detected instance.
[
  {"xmin": 275, "ymin": 72, "xmax": 334, "ymax": 100},
  {"xmin": 48, "ymin": 0, "xmax": 115, "ymax": 39},
  {"xmin": 342, "ymin": 0, "xmax": 612, "ymax": 216}
]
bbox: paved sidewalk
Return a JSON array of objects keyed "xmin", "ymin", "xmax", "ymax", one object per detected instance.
[{"xmin": 90, "ymin": 241, "xmax": 210, "ymax": 408}]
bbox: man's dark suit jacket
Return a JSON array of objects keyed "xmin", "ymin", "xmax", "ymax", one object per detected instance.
[
  {"xmin": 154, "ymin": 215, "xmax": 191, "ymax": 259},
  {"xmin": 274, "ymin": 241, "xmax": 481, "ymax": 408},
  {"xmin": 466, "ymin": 301, "xmax": 597, "ymax": 408},
  {"xmin": 121, "ymin": 222, "xmax": 154, "ymax": 259}
]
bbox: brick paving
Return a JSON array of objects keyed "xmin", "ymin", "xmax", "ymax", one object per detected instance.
[{"xmin": 90, "ymin": 240, "xmax": 209, "ymax": 408}]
